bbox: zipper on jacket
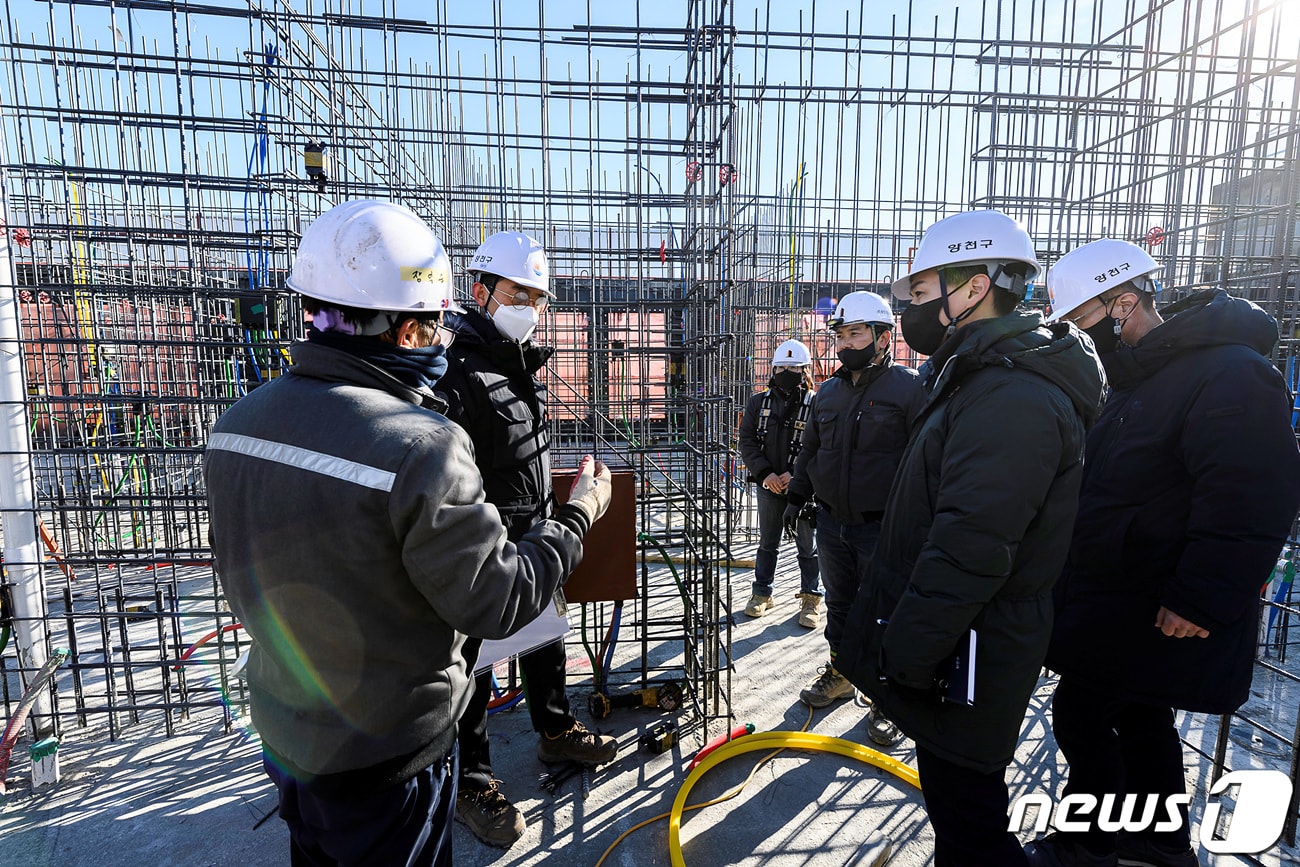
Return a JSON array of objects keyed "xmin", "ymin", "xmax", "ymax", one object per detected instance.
[
  {"xmin": 850, "ymin": 400, "xmax": 879, "ymax": 451},
  {"xmin": 840, "ymin": 388, "xmax": 870, "ymax": 516},
  {"xmin": 1088, "ymin": 414, "xmax": 1127, "ymax": 486}
]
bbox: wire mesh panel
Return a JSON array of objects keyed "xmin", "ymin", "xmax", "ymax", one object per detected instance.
[
  {"xmin": 0, "ymin": 0, "xmax": 747, "ymax": 747},
  {"xmin": 0, "ymin": 0, "xmax": 1294, "ymax": 778}
]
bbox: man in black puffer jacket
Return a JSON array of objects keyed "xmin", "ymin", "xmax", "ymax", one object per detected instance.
[
  {"xmin": 1023, "ymin": 239, "xmax": 1300, "ymax": 867},
  {"xmin": 437, "ymin": 232, "xmax": 617, "ymax": 848},
  {"xmin": 836, "ymin": 210, "xmax": 1106, "ymax": 867},
  {"xmin": 784, "ymin": 291, "xmax": 925, "ymax": 730}
]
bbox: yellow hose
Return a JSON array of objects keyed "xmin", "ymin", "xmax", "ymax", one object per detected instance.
[{"xmin": 666, "ymin": 731, "xmax": 921, "ymax": 867}]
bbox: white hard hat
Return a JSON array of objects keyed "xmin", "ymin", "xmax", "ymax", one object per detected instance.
[
  {"xmin": 771, "ymin": 339, "xmax": 812, "ymax": 366},
  {"xmin": 469, "ymin": 232, "xmax": 553, "ymax": 298},
  {"xmin": 827, "ymin": 291, "xmax": 894, "ymax": 330},
  {"xmin": 287, "ymin": 200, "xmax": 463, "ymax": 314},
  {"xmin": 1044, "ymin": 238, "xmax": 1161, "ymax": 323},
  {"xmin": 891, "ymin": 209, "xmax": 1040, "ymax": 300}
]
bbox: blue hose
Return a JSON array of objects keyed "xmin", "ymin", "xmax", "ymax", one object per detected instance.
[
  {"xmin": 486, "ymin": 671, "xmax": 525, "ymax": 714},
  {"xmin": 487, "ymin": 691, "xmax": 525, "ymax": 714}
]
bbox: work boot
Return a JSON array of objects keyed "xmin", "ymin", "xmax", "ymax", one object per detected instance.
[
  {"xmin": 1117, "ymin": 832, "xmax": 1200, "ymax": 867},
  {"xmin": 1024, "ymin": 833, "xmax": 1118, "ymax": 867},
  {"xmin": 455, "ymin": 779, "xmax": 525, "ymax": 848},
  {"xmin": 796, "ymin": 593, "xmax": 822, "ymax": 628},
  {"xmin": 744, "ymin": 593, "xmax": 774, "ymax": 617},
  {"xmin": 537, "ymin": 720, "xmax": 618, "ymax": 765},
  {"xmin": 799, "ymin": 663, "xmax": 855, "ymax": 708},
  {"xmin": 865, "ymin": 706, "xmax": 904, "ymax": 747}
]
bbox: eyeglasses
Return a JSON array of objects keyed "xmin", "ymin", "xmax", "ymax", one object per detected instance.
[
  {"xmin": 435, "ymin": 322, "xmax": 456, "ymax": 348},
  {"xmin": 493, "ymin": 286, "xmax": 549, "ymax": 312},
  {"xmin": 1064, "ymin": 299, "xmax": 1107, "ymax": 326}
]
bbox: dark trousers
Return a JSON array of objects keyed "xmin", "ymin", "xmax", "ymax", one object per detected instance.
[
  {"xmin": 458, "ymin": 636, "xmax": 573, "ymax": 791},
  {"xmin": 1051, "ymin": 676, "xmax": 1191, "ymax": 854},
  {"xmin": 264, "ymin": 746, "xmax": 457, "ymax": 867},
  {"xmin": 752, "ymin": 486, "xmax": 819, "ymax": 597},
  {"xmin": 815, "ymin": 512, "xmax": 880, "ymax": 659},
  {"xmin": 915, "ymin": 745, "xmax": 1029, "ymax": 867}
]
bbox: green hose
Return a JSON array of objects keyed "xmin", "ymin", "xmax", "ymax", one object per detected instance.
[
  {"xmin": 579, "ymin": 604, "xmax": 601, "ymax": 682},
  {"xmin": 637, "ymin": 531, "xmax": 690, "ymax": 605}
]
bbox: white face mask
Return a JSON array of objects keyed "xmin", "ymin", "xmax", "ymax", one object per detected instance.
[{"xmin": 489, "ymin": 302, "xmax": 539, "ymax": 343}]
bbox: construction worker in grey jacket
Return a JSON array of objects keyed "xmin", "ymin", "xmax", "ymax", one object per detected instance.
[{"xmin": 204, "ymin": 200, "xmax": 612, "ymax": 867}]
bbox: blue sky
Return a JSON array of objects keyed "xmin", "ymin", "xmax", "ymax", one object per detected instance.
[{"xmin": 2, "ymin": 0, "xmax": 1294, "ymax": 286}]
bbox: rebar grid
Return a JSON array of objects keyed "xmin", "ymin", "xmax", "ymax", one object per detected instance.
[{"xmin": 0, "ymin": 1, "xmax": 1293, "ymax": 773}]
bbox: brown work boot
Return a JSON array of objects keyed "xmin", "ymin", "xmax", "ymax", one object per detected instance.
[
  {"xmin": 455, "ymin": 779, "xmax": 525, "ymax": 848},
  {"xmin": 537, "ymin": 720, "xmax": 618, "ymax": 765},
  {"xmin": 799, "ymin": 662, "xmax": 855, "ymax": 708},
  {"xmin": 796, "ymin": 593, "xmax": 822, "ymax": 628}
]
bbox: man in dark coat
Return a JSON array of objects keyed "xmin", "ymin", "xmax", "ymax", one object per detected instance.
[
  {"xmin": 736, "ymin": 338, "xmax": 822, "ymax": 627},
  {"xmin": 784, "ymin": 291, "xmax": 925, "ymax": 740},
  {"xmin": 1024, "ymin": 239, "xmax": 1300, "ymax": 867},
  {"xmin": 437, "ymin": 231, "xmax": 617, "ymax": 848},
  {"xmin": 836, "ymin": 210, "xmax": 1106, "ymax": 867}
]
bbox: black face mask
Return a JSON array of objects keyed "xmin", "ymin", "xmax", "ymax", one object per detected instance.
[
  {"xmin": 837, "ymin": 345, "xmax": 876, "ymax": 371},
  {"xmin": 771, "ymin": 369, "xmax": 804, "ymax": 391},
  {"xmin": 899, "ymin": 297, "xmax": 949, "ymax": 356},
  {"xmin": 1082, "ymin": 317, "xmax": 1121, "ymax": 355}
]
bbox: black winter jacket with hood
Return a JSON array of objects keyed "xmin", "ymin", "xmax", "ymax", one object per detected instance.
[
  {"xmin": 436, "ymin": 309, "xmax": 555, "ymax": 542},
  {"xmin": 787, "ymin": 360, "xmax": 926, "ymax": 523},
  {"xmin": 837, "ymin": 311, "xmax": 1106, "ymax": 774},
  {"xmin": 1048, "ymin": 290, "xmax": 1300, "ymax": 714}
]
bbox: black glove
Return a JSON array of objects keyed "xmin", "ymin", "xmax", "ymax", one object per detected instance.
[
  {"xmin": 798, "ymin": 501, "xmax": 818, "ymax": 530},
  {"xmin": 782, "ymin": 503, "xmax": 801, "ymax": 541}
]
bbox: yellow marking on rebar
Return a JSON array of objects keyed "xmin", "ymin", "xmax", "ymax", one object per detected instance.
[
  {"xmin": 68, "ymin": 181, "xmax": 98, "ymax": 372},
  {"xmin": 787, "ymin": 163, "xmax": 806, "ymax": 331}
]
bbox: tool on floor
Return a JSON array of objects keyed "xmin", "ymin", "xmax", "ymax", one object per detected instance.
[
  {"xmin": 588, "ymin": 680, "xmax": 684, "ymax": 720},
  {"xmin": 639, "ymin": 720, "xmax": 678, "ymax": 754},
  {"xmin": 538, "ymin": 760, "xmax": 584, "ymax": 794}
]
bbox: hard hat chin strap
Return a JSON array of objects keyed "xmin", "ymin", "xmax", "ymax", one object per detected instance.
[{"xmin": 938, "ymin": 270, "xmax": 976, "ymax": 336}]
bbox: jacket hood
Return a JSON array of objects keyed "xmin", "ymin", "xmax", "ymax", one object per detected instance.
[
  {"xmin": 1103, "ymin": 289, "xmax": 1280, "ymax": 389},
  {"xmin": 928, "ymin": 310, "xmax": 1107, "ymax": 427},
  {"xmin": 446, "ymin": 309, "xmax": 554, "ymax": 375}
]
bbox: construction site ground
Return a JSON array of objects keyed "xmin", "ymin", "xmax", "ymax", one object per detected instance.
[{"xmin": 1, "ymin": 551, "xmax": 1295, "ymax": 867}]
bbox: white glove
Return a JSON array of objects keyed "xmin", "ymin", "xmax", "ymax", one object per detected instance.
[{"xmin": 567, "ymin": 455, "xmax": 612, "ymax": 525}]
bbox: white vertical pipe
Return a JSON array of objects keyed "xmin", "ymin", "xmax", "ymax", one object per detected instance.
[{"xmin": 0, "ymin": 120, "xmax": 53, "ymax": 738}]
